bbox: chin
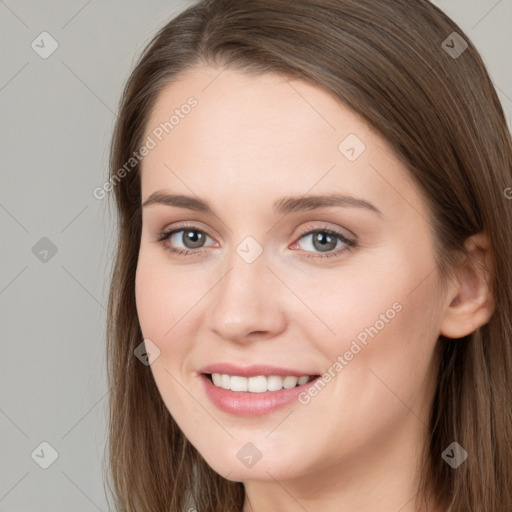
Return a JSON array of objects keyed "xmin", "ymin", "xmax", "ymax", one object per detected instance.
[{"xmin": 198, "ymin": 444, "xmax": 307, "ymax": 482}]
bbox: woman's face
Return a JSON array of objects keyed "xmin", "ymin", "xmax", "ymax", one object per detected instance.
[{"xmin": 135, "ymin": 66, "xmax": 449, "ymax": 486}]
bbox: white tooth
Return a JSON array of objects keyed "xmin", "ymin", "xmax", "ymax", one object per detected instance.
[
  {"xmin": 267, "ymin": 375, "xmax": 285, "ymax": 391},
  {"xmin": 221, "ymin": 374, "xmax": 231, "ymax": 389},
  {"xmin": 248, "ymin": 376, "xmax": 268, "ymax": 393},
  {"xmin": 230, "ymin": 375, "xmax": 248, "ymax": 392},
  {"xmin": 211, "ymin": 374, "xmax": 313, "ymax": 392},
  {"xmin": 282, "ymin": 376, "xmax": 298, "ymax": 389}
]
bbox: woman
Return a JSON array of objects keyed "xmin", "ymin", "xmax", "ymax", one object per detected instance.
[{"xmin": 105, "ymin": 1, "xmax": 512, "ymax": 510}]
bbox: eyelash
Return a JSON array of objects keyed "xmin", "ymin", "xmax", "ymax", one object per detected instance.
[{"xmin": 154, "ymin": 223, "xmax": 357, "ymax": 260}]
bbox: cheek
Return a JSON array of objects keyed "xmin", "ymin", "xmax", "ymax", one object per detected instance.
[
  {"xmin": 279, "ymin": 260, "xmax": 404, "ymax": 350},
  {"xmin": 135, "ymin": 252, "xmax": 200, "ymax": 342},
  {"xmin": 296, "ymin": 257, "xmax": 442, "ymax": 401},
  {"xmin": 326, "ymin": 275, "xmax": 441, "ymax": 422},
  {"xmin": 134, "ymin": 255, "xmax": 203, "ymax": 416},
  {"xmin": 281, "ymin": 271, "xmax": 441, "ymax": 465}
]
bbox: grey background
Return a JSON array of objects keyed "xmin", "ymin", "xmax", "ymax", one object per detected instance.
[{"xmin": 0, "ymin": 1, "xmax": 510, "ymax": 511}]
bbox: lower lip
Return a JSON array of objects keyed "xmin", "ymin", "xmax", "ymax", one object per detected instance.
[{"xmin": 200, "ymin": 374, "xmax": 320, "ymax": 416}]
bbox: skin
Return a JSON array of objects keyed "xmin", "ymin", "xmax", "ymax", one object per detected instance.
[{"xmin": 135, "ymin": 66, "xmax": 494, "ymax": 512}]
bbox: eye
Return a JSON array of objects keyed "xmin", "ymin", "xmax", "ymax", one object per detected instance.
[
  {"xmin": 155, "ymin": 225, "xmax": 216, "ymax": 256},
  {"xmin": 291, "ymin": 226, "xmax": 357, "ymax": 259}
]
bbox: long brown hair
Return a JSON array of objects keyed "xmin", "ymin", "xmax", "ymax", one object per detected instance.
[{"xmin": 104, "ymin": 1, "xmax": 512, "ymax": 510}]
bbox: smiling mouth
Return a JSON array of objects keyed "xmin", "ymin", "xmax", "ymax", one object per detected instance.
[{"xmin": 203, "ymin": 373, "xmax": 320, "ymax": 393}]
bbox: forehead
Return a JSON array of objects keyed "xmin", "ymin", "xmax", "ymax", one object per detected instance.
[
  {"xmin": 143, "ymin": 65, "xmax": 373, "ymax": 149},
  {"xmin": 139, "ymin": 66, "xmax": 426, "ymax": 222}
]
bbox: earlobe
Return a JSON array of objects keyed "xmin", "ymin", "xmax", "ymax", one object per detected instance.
[{"xmin": 439, "ymin": 232, "xmax": 495, "ymax": 339}]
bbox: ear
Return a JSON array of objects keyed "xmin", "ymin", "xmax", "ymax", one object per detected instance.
[{"xmin": 439, "ymin": 232, "xmax": 495, "ymax": 339}]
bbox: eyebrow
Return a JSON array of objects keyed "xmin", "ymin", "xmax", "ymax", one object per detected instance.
[{"xmin": 141, "ymin": 191, "xmax": 383, "ymax": 217}]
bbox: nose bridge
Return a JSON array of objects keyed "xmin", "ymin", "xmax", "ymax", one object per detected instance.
[{"xmin": 219, "ymin": 232, "xmax": 269, "ymax": 297}]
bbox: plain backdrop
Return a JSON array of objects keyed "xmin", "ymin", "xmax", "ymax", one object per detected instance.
[{"xmin": 1, "ymin": 1, "xmax": 511, "ymax": 510}]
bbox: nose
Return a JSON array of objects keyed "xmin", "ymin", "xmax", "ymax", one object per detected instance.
[{"xmin": 205, "ymin": 249, "xmax": 287, "ymax": 344}]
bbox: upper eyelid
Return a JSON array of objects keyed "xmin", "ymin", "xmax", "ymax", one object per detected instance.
[
  {"xmin": 160, "ymin": 218, "xmax": 355, "ymax": 236},
  {"xmin": 162, "ymin": 223, "xmax": 217, "ymax": 244}
]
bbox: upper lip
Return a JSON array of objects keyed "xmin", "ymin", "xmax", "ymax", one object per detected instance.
[{"xmin": 198, "ymin": 362, "xmax": 319, "ymax": 378}]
